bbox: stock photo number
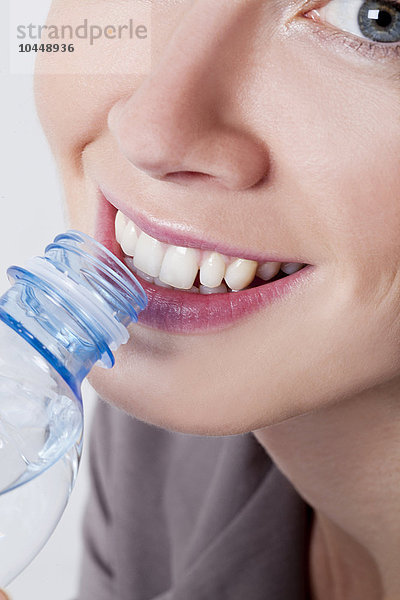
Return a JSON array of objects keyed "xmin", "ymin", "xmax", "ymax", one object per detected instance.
[{"xmin": 18, "ymin": 43, "xmax": 75, "ymax": 53}]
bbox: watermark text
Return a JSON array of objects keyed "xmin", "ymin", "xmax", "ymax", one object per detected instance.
[{"xmin": 17, "ymin": 19, "xmax": 148, "ymax": 45}]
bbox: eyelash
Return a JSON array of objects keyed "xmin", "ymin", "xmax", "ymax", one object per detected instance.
[{"xmin": 301, "ymin": 1, "xmax": 400, "ymax": 60}]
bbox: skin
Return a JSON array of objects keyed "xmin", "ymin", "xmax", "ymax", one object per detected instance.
[{"xmin": 34, "ymin": 1, "xmax": 400, "ymax": 598}]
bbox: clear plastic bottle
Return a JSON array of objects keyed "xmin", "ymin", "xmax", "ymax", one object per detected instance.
[{"xmin": 0, "ymin": 230, "xmax": 147, "ymax": 587}]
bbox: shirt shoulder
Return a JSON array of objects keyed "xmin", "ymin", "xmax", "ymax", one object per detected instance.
[{"xmin": 76, "ymin": 397, "xmax": 314, "ymax": 600}]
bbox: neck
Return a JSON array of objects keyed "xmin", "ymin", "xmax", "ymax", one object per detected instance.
[{"xmin": 253, "ymin": 382, "xmax": 400, "ymax": 600}]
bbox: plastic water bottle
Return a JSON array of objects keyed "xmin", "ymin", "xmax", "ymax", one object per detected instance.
[{"xmin": 0, "ymin": 230, "xmax": 147, "ymax": 586}]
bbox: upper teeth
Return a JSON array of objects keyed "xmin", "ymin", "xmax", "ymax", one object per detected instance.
[{"xmin": 115, "ymin": 210, "xmax": 304, "ymax": 292}]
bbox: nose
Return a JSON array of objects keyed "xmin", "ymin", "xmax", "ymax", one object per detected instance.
[{"xmin": 107, "ymin": 1, "xmax": 269, "ymax": 191}]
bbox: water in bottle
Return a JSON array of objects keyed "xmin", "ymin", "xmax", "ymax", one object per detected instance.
[{"xmin": 0, "ymin": 230, "xmax": 147, "ymax": 586}]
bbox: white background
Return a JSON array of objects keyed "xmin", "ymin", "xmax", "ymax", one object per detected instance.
[
  {"xmin": 9, "ymin": 0, "xmax": 52, "ymax": 74},
  {"xmin": 1, "ymin": 3, "xmax": 97, "ymax": 599}
]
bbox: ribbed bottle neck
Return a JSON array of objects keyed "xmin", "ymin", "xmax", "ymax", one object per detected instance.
[{"xmin": 0, "ymin": 231, "xmax": 147, "ymax": 395}]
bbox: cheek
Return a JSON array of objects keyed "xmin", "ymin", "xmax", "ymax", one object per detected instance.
[
  {"xmin": 34, "ymin": 0, "xmax": 151, "ymax": 163},
  {"xmin": 34, "ymin": 78, "xmax": 72, "ymax": 161},
  {"xmin": 315, "ymin": 81, "xmax": 400, "ymax": 260},
  {"xmin": 34, "ymin": 71, "xmax": 145, "ymax": 227},
  {"xmin": 34, "ymin": 73, "xmax": 115, "ymax": 163},
  {"xmin": 238, "ymin": 39, "xmax": 400, "ymax": 269}
]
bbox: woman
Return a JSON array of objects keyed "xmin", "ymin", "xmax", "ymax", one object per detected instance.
[{"xmin": 31, "ymin": 0, "xmax": 400, "ymax": 598}]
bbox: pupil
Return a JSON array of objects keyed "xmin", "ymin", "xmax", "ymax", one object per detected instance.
[
  {"xmin": 359, "ymin": 3, "xmax": 398, "ymax": 43},
  {"xmin": 376, "ymin": 10, "xmax": 392, "ymax": 28}
]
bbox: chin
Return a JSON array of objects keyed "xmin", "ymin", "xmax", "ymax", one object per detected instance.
[{"xmin": 86, "ymin": 363, "xmax": 310, "ymax": 437}]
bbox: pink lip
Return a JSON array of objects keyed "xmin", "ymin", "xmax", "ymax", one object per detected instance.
[
  {"xmin": 94, "ymin": 187, "xmax": 316, "ymax": 334},
  {"xmin": 99, "ymin": 185, "xmax": 310, "ymax": 265}
]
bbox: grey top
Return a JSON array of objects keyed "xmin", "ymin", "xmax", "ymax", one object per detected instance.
[{"xmin": 76, "ymin": 398, "xmax": 314, "ymax": 599}]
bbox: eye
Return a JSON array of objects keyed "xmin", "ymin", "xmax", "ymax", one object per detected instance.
[{"xmin": 309, "ymin": 0, "xmax": 400, "ymax": 44}]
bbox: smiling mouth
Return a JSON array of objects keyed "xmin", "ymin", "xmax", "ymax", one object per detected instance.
[
  {"xmin": 94, "ymin": 187, "xmax": 315, "ymax": 333},
  {"xmin": 114, "ymin": 209, "xmax": 308, "ymax": 294}
]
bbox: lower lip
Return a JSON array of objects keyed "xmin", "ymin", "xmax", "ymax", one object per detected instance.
[{"xmin": 94, "ymin": 189, "xmax": 315, "ymax": 334}]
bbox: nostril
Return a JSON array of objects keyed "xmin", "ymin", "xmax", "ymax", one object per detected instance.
[
  {"xmin": 164, "ymin": 171, "xmax": 214, "ymax": 184},
  {"xmin": 163, "ymin": 171, "xmax": 233, "ymax": 190}
]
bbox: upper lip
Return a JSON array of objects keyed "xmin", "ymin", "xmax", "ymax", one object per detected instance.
[{"xmin": 100, "ymin": 185, "xmax": 310, "ymax": 265}]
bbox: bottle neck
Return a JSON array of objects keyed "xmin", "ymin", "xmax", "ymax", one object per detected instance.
[{"xmin": 0, "ymin": 231, "xmax": 147, "ymax": 396}]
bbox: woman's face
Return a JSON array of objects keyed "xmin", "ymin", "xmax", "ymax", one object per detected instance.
[{"xmin": 34, "ymin": 0, "xmax": 400, "ymax": 435}]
